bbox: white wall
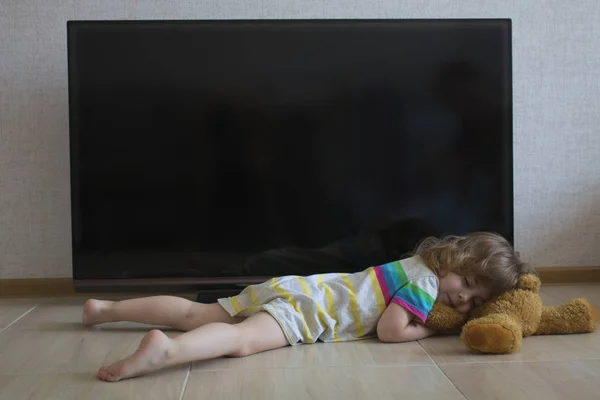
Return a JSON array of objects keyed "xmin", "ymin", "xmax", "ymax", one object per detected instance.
[{"xmin": 1, "ymin": 0, "xmax": 599, "ymax": 278}]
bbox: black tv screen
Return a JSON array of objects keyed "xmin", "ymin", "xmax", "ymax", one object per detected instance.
[{"xmin": 67, "ymin": 19, "xmax": 513, "ymax": 289}]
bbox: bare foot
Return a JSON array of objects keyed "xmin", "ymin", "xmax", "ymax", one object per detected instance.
[
  {"xmin": 97, "ymin": 329, "xmax": 171, "ymax": 382},
  {"xmin": 82, "ymin": 299, "xmax": 114, "ymax": 326}
]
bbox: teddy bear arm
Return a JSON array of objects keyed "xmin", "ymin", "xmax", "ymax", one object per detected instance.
[
  {"xmin": 424, "ymin": 302, "xmax": 467, "ymax": 333},
  {"xmin": 535, "ymin": 299, "xmax": 599, "ymax": 335}
]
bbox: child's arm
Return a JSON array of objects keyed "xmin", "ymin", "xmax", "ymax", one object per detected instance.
[{"xmin": 376, "ymin": 302, "xmax": 437, "ymax": 343}]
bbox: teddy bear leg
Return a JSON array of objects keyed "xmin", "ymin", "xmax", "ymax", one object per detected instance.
[
  {"xmin": 536, "ymin": 299, "xmax": 599, "ymax": 335},
  {"xmin": 461, "ymin": 315, "xmax": 523, "ymax": 354}
]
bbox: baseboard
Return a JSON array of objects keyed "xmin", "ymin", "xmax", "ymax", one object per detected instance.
[
  {"xmin": 535, "ymin": 267, "xmax": 600, "ymax": 284},
  {"xmin": 1, "ymin": 267, "xmax": 599, "ymax": 298},
  {"xmin": 0, "ymin": 278, "xmax": 76, "ymax": 298},
  {"xmin": 0, "ymin": 278, "xmax": 191, "ymax": 299}
]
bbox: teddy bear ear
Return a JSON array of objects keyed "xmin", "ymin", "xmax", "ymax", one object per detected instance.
[{"xmin": 517, "ymin": 273, "xmax": 541, "ymax": 293}]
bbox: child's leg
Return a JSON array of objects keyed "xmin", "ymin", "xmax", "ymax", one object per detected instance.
[
  {"xmin": 97, "ymin": 311, "xmax": 288, "ymax": 382},
  {"xmin": 83, "ymin": 296, "xmax": 240, "ymax": 331}
]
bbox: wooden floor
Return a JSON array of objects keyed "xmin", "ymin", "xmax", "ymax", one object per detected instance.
[{"xmin": 0, "ymin": 284, "xmax": 599, "ymax": 400}]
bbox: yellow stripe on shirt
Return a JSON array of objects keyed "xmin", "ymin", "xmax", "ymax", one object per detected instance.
[
  {"xmin": 340, "ymin": 273, "xmax": 365, "ymax": 337},
  {"xmin": 230, "ymin": 296, "xmax": 242, "ymax": 313},
  {"xmin": 368, "ymin": 267, "xmax": 387, "ymax": 314},
  {"xmin": 317, "ymin": 275, "xmax": 341, "ymax": 342},
  {"xmin": 235, "ymin": 286, "xmax": 262, "ymax": 314},
  {"xmin": 248, "ymin": 286, "xmax": 259, "ymax": 306},
  {"xmin": 296, "ymin": 276, "xmax": 335, "ymax": 342},
  {"xmin": 271, "ymin": 278, "xmax": 314, "ymax": 343}
]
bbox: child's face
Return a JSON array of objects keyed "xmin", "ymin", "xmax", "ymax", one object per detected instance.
[{"xmin": 437, "ymin": 272, "xmax": 492, "ymax": 314}]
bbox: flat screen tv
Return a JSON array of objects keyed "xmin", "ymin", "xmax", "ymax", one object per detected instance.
[{"xmin": 67, "ymin": 19, "xmax": 513, "ymax": 295}]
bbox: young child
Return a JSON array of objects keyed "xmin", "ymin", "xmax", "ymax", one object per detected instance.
[{"xmin": 83, "ymin": 231, "xmax": 531, "ymax": 382}]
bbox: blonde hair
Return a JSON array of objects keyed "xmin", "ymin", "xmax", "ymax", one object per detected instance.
[{"xmin": 414, "ymin": 232, "xmax": 534, "ymax": 295}]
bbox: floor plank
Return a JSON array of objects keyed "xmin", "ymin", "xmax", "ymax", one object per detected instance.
[
  {"xmin": 193, "ymin": 339, "xmax": 433, "ymax": 371},
  {"xmin": 0, "ymin": 298, "xmax": 42, "ymax": 331},
  {"xmin": 440, "ymin": 360, "xmax": 600, "ymax": 400},
  {"xmin": 0, "ymin": 369, "xmax": 188, "ymax": 400},
  {"xmin": 541, "ymin": 284, "xmax": 600, "ymax": 305},
  {"xmin": 184, "ymin": 366, "xmax": 465, "ymax": 400}
]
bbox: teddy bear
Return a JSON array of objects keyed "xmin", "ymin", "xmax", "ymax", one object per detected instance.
[{"xmin": 424, "ymin": 273, "xmax": 599, "ymax": 354}]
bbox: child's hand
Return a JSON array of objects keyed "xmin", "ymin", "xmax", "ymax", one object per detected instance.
[{"xmin": 410, "ymin": 319, "xmax": 437, "ymax": 336}]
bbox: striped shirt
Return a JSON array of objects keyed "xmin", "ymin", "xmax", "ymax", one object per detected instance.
[{"xmin": 217, "ymin": 255, "xmax": 439, "ymax": 345}]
